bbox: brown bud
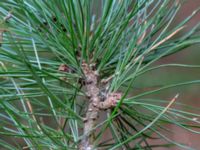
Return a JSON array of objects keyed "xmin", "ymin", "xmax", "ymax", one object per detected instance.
[
  {"xmin": 83, "ymin": 118, "xmax": 88, "ymax": 122},
  {"xmin": 58, "ymin": 64, "xmax": 70, "ymax": 72}
]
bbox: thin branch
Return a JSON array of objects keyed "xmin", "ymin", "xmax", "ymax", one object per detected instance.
[{"xmin": 80, "ymin": 61, "xmax": 100, "ymax": 150}]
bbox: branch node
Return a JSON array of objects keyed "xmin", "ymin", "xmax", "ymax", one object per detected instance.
[{"xmin": 98, "ymin": 92, "xmax": 122, "ymax": 110}]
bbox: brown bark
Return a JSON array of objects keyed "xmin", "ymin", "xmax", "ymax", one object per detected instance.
[
  {"xmin": 80, "ymin": 61, "xmax": 100, "ymax": 150},
  {"xmin": 80, "ymin": 61, "xmax": 122, "ymax": 150}
]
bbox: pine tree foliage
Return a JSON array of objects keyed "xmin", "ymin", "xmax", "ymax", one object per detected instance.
[{"xmin": 0, "ymin": 0, "xmax": 200, "ymax": 149}]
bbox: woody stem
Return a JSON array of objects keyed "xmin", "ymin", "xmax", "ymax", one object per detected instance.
[{"xmin": 80, "ymin": 62, "xmax": 100, "ymax": 150}]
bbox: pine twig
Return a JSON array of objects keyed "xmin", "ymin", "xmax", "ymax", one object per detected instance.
[{"xmin": 80, "ymin": 61, "xmax": 100, "ymax": 150}]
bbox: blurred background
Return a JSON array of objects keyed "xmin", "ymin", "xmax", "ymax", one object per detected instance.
[
  {"xmin": 133, "ymin": 0, "xmax": 200, "ymax": 149},
  {"xmin": 0, "ymin": 1, "xmax": 200, "ymax": 150}
]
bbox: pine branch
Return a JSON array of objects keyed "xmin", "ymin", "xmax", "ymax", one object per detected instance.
[{"xmin": 80, "ymin": 61, "xmax": 100, "ymax": 150}]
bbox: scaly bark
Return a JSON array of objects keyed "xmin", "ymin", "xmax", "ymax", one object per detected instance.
[
  {"xmin": 80, "ymin": 61, "xmax": 122, "ymax": 150},
  {"xmin": 80, "ymin": 61, "xmax": 100, "ymax": 150}
]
